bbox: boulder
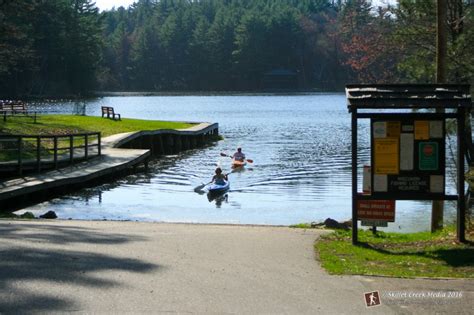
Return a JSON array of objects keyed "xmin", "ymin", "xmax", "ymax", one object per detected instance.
[
  {"xmin": 39, "ymin": 211, "xmax": 57, "ymax": 219},
  {"xmin": 324, "ymin": 218, "xmax": 350, "ymax": 230}
]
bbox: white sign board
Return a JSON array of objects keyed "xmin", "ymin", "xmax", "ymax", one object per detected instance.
[{"xmin": 400, "ymin": 133, "xmax": 414, "ymax": 171}]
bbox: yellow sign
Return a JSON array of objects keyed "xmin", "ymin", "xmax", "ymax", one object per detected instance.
[
  {"xmin": 374, "ymin": 138, "xmax": 399, "ymax": 174},
  {"xmin": 386, "ymin": 121, "xmax": 401, "ymax": 138},
  {"xmin": 414, "ymin": 121, "xmax": 429, "ymax": 140}
]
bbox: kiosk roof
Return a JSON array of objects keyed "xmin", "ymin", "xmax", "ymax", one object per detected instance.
[{"xmin": 346, "ymin": 84, "xmax": 472, "ymax": 111}]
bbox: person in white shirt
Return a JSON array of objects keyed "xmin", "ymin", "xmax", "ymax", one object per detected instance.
[{"xmin": 232, "ymin": 147, "xmax": 246, "ymax": 162}]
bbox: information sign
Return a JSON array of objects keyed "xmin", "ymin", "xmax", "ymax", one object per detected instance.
[
  {"xmin": 386, "ymin": 121, "xmax": 401, "ymax": 138},
  {"xmin": 357, "ymin": 199, "xmax": 395, "ymax": 221},
  {"xmin": 429, "ymin": 121, "xmax": 443, "ymax": 138},
  {"xmin": 419, "ymin": 142, "xmax": 439, "ymax": 171},
  {"xmin": 373, "ymin": 122, "xmax": 386, "ymax": 138},
  {"xmin": 361, "ymin": 220, "xmax": 388, "ymax": 227},
  {"xmin": 370, "ymin": 118, "xmax": 445, "ymax": 198},
  {"xmin": 414, "ymin": 121, "xmax": 429, "ymax": 140},
  {"xmin": 374, "ymin": 138, "xmax": 399, "ymax": 174},
  {"xmin": 400, "ymin": 133, "xmax": 414, "ymax": 171},
  {"xmin": 389, "ymin": 176, "xmax": 429, "ymax": 192}
]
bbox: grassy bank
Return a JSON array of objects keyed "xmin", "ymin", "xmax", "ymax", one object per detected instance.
[
  {"xmin": 316, "ymin": 228, "xmax": 473, "ymax": 278},
  {"xmin": 0, "ymin": 115, "xmax": 195, "ymax": 137},
  {"xmin": 0, "ymin": 115, "xmax": 196, "ymax": 161}
]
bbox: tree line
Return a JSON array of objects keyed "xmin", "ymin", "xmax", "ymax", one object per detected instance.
[{"xmin": 0, "ymin": 0, "xmax": 473, "ymax": 97}]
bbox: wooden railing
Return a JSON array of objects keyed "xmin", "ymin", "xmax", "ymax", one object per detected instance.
[{"xmin": 0, "ymin": 132, "xmax": 101, "ymax": 176}]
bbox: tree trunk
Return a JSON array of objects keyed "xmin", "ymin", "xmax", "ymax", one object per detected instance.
[{"xmin": 432, "ymin": 0, "xmax": 448, "ymax": 232}]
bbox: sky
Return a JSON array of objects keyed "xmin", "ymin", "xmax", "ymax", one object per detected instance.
[{"xmin": 94, "ymin": 0, "xmax": 136, "ymax": 11}]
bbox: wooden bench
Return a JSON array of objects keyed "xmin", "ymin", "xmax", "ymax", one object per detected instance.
[
  {"xmin": 101, "ymin": 106, "xmax": 121, "ymax": 120},
  {"xmin": 0, "ymin": 100, "xmax": 37, "ymax": 123}
]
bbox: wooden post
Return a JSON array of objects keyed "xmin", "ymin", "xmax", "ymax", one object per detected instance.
[
  {"xmin": 371, "ymin": 226, "xmax": 377, "ymax": 235},
  {"xmin": 70, "ymin": 135, "xmax": 74, "ymax": 163},
  {"xmin": 159, "ymin": 135, "xmax": 165, "ymax": 155},
  {"xmin": 85, "ymin": 134, "xmax": 88, "ymax": 159},
  {"xmin": 175, "ymin": 135, "xmax": 182, "ymax": 152},
  {"xmin": 184, "ymin": 136, "xmax": 190, "ymax": 150},
  {"xmin": 53, "ymin": 136, "xmax": 58, "ymax": 169},
  {"xmin": 144, "ymin": 158, "xmax": 149, "ymax": 171},
  {"xmin": 98, "ymin": 133, "xmax": 101, "ymax": 156},
  {"xmin": 36, "ymin": 137, "xmax": 41, "ymax": 172},
  {"xmin": 149, "ymin": 135, "xmax": 154, "ymax": 155},
  {"xmin": 167, "ymin": 134, "xmax": 174, "ymax": 154},
  {"xmin": 18, "ymin": 136, "xmax": 22, "ymax": 176},
  {"xmin": 457, "ymin": 107, "xmax": 466, "ymax": 242},
  {"xmin": 352, "ymin": 108, "xmax": 358, "ymax": 245}
]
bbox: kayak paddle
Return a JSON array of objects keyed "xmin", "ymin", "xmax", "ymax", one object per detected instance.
[
  {"xmin": 194, "ymin": 181, "xmax": 211, "ymax": 192},
  {"xmin": 194, "ymin": 172, "xmax": 232, "ymax": 193},
  {"xmin": 220, "ymin": 152, "xmax": 253, "ymax": 163}
]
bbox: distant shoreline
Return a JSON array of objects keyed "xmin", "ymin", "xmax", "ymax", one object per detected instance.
[
  {"xmin": 17, "ymin": 90, "xmax": 343, "ymax": 101},
  {"xmin": 93, "ymin": 90, "xmax": 343, "ymax": 97}
]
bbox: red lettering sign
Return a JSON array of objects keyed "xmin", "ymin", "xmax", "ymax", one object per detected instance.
[{"xmin": 357, "ymin": 200, "xmax": 395, "ymax": 222}]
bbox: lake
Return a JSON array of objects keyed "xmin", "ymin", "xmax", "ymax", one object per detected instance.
[{"xmin": 21, "ymin": 94, "xmax": 459, "ymax": 232}]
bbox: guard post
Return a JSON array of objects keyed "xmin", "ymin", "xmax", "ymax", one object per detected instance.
[{"xmin": 347, "ymin": 84, "xmax": 472, "ymax": 244}]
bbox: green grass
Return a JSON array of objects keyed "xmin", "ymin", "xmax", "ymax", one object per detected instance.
[
  {"xmin": 0, "ymin": 115, "xmax": 195, "ymax": 161},
  {"xmin": 0, "ymin": 211, "xmax": 35, "ymax": 219},
  {"xmin": 315, "ymin": 228, "xmax": 474, "ymax": 278},
  {"xmin": 289, "ymin": 223, "xmax": 315, "ymax": 229},
  {"xmin": 0, "ymin": 115, "xmax": 195, "ymax": 137}
]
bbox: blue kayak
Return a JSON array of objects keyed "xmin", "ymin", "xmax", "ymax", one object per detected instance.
[{"xmin": 208, "ymin": 180, "xmax": 230, "ymax": 194}]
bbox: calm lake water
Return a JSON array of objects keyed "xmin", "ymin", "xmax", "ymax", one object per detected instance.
[{"xmin": 21, "ymin": 94, "xmax": 459, "ymax": 232}]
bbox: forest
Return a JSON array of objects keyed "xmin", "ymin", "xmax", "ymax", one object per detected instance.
[{"xmin": 0, "ymin": 0, "xmax": 473, "ymax": 97}]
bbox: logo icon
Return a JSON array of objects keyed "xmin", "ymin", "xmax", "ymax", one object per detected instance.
[
  {"xmin": 423, "ymin": 144, "xmax": 434, "ymax": 156},
  {"xmin": 364, "ymin": 291, "xmax": 381, "ymax": 307}
]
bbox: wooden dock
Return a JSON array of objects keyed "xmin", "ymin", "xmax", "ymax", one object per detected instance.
[{"xmin": 0, "ymin": 122, "xmax": 218, "ymax": 210}]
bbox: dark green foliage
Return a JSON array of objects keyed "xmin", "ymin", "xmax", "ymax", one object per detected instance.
[
  {"xmin": 0, "ymin": 0, "xmax": 102, "ymax": 97},
  {"xmin": 390, "ymin": 0, "xmax": 474, "ymax": 85},
  {"xmin": 98, "ymin": 0, "xmax": 342, "ymax": 91},
  {"xmin": 0, "ymin": 0, "xmax": 36, "ymax": 95},
  {"xmin": 1, "ymin": 0, "xmax": 473, "ymax": 96}
]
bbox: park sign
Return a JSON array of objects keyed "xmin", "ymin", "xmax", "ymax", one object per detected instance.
[
  {"xmin": 370, "ymin": 118, "xmax": 445, "ymax": 199},
  {"xmin": 346, "ymin": 84, "xmax": 472, "ymax": 244},
  {"xmin": 357, "ymin": 199, "xmax": 395, "ymax": 223},
  {"xmin": 359, "ymin": 166, "xmax": 395, "ymax": 226}
]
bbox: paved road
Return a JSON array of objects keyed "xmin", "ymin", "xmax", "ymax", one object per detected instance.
[{"xmin": 0, "ymin": 220, "xmax": 472, "ymax": 314}]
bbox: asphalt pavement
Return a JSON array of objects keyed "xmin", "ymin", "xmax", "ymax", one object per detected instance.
[{"xmin": 0, "ymin": 220, "xmax": 472, "ymax": 314}]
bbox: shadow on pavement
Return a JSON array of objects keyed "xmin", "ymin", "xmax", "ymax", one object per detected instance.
[
  {"xmin": 0, "ymin": 222, "xmax": 146, "ymax": 245},
  {"xmin": 0, "ymin": 222, "xmax": 159, "ymax": 313}
]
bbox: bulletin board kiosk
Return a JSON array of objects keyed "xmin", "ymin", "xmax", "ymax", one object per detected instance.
[{"xmin": 347, "ymin": 84, "xmax": 472, "ymax": 244}]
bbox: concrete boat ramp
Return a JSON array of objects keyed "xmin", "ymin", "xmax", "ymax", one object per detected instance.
[{"xmin": 0, "ymin": 123, "xmax": 218, "ymax": 210}]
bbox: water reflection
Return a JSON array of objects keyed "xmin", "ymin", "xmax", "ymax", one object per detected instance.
[{"xmin": 207, "ymin": 193, "xmax": 229, "ymax": 208}]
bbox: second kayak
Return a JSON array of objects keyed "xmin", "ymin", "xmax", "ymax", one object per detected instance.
[
  {"xmin": 231, "ymin": 159, "xmax": 247, "ymax": 168},
  {"xmin": 208, "ymin": 180, "xmax": 230, "ymax": 194}
]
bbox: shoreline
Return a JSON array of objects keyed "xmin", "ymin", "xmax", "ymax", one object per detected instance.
[{"xmin": 93, "ymin": 90, "xmax": 340, "ymax": 97}]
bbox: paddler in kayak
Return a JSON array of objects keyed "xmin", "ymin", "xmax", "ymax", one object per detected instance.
[
  {"xmin": 232, "ymin": 147, "xmax": 246, "ymax": 162},
  {"xmin": 212, "ymin": 167, "xmax": 228, "ymax": 185},
  {"xmin": 231, "ymin": 147, "xmax": 246, "ymax": 168}
]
